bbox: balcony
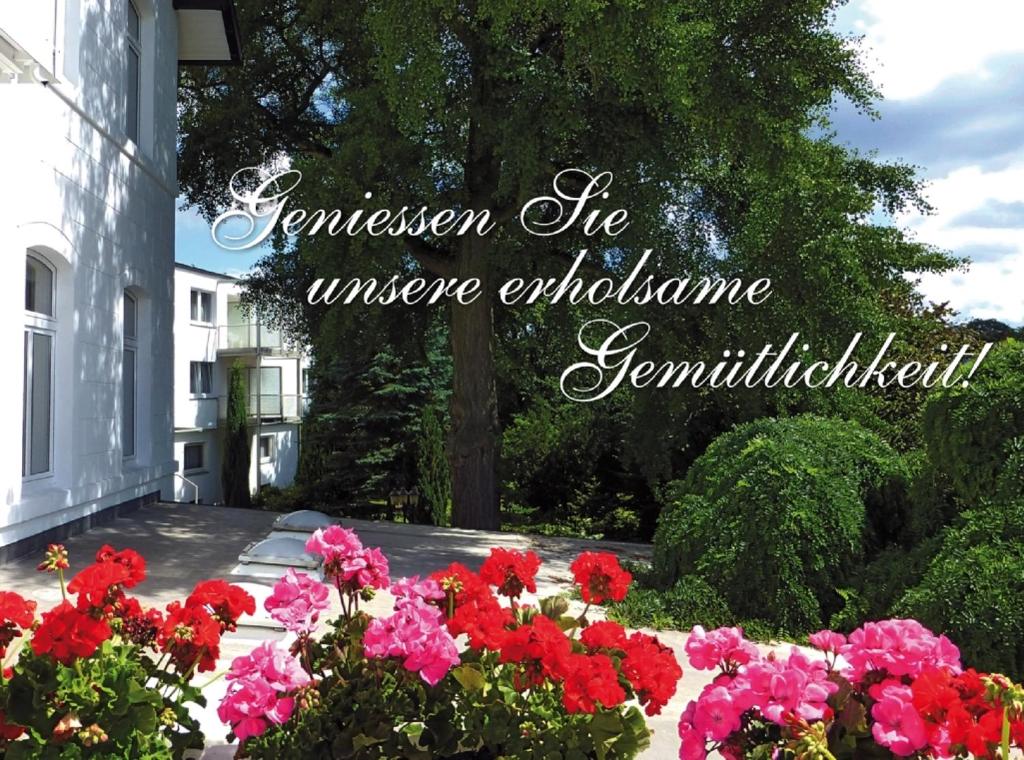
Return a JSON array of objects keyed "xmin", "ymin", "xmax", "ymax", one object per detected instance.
[
  {"xmin": 217, "ymin": 323, "xmax": 300, "ymax": 356},
  {"xmin": 176, "ymin": 395, "xmax": 309, "ymax": 430}
]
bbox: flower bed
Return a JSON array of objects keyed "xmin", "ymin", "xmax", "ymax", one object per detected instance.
[
  {"xmin": 0, "ymin": 543, "xmax": 255, "ymax": 758},
  {"xmin": 679, "ymin": 621, "xmax": 1024, "ymax": 759},
  {"xmin": 224, "ymin": 526, "xmax": 682, "ymax": 758},
  {"xmin": 3, "ymin": 531, "xmax": 1023, "ymax": 759}
]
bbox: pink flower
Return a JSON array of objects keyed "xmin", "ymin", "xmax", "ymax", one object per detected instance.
[
  {"xmin": 685, "ymin": 626, "xmax": 758, "ymax": 671},
  {"xmin": 391, "ymin": 575, "xmax": 445, "ymax": 602},
  {"xmin": 732, "ymin": 648, "xmax": 837, "ymax": 725},
  {"xmin": 842, "ymin": 619, "xmax": 961, "ymax": 683},
  {"xmin": 218, "ymin": 641, "xmax": 311, "ymax": 740},
  {"xmin": 677, "ymin": 702, "xmax": 708, "ymax": 760},
  {"xmin": 264, "ymin": 569, "xmax": 331, "ymax": 634},
  {"xmin": 341, "ymin": 546, "xmax": 391, "ymax": 590},
  {"xmin": 871, "ymin": 682, "xmax": 929, "ymax": 756},
  {"xmin": 808, "ymin": 630, "xmax": 846, "ymax": 653},
  {"xmin": 305, "ymin": 525, "xmax": 363, "ymax": 576},
  {"xmin": 363, "ymin": 596, "xmax": 459, "ymax": 685},
  {"xmin": 692, "ymin": 685, "xmax": 742, "ymax": 741},
  {"xmin": 227, "ymin": 640, "xmax": 311, "ymax": 692}
]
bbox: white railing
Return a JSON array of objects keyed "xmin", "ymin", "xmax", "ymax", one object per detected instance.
[
  {"xmin": 217, "ymin": 323, "xmax": 285, "ymax": 351},
  {"xmin": 174, "ymin": 472, "xmax": 200, "ymax": 504}
]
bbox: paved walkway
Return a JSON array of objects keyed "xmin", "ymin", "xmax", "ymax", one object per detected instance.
[{"xmin": 0, "ymin": 503, "xmax": 711, "ymax": 758}]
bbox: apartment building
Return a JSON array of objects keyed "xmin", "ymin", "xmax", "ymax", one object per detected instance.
[
  {"xmin": 0, "ymin": 1, "xmax": 240, "ymax": 560},
  {"xmin": 169, "ymin": 264, "xmax": 309, "ymax": 505}
]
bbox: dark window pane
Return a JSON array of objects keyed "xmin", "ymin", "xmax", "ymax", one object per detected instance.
[
  {"xmin": 24, "ymin": 331, "xmax": 53, "ymax": 475},
  {"xmin": 26, "ymin": 256, "xmax": 54, "ymax": 316},
  {"xmin": 184, "ymin": 443, "xmax": 204, "ymax": 471},
  {"xmin": 123, "ymin": 348, "xmax": 135, "ymax": 457},
  {"xmin": 124, "ymin": 293, "xmax": 137, "ymax": 340},
  {"xmin": 126, "ymin": 46, "xmax": 139, "ymax": 142}
]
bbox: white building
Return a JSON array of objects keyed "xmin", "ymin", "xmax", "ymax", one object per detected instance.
[
  {"xmin": 169, "ymin": 263, "xmax": 309, "ymax": 505},
  {"xmin": 0, "ymin": 2, "xmax": 240, "ymax": 561}
]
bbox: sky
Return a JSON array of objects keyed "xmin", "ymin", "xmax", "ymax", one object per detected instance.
[{"xmin": 175, "ymin": 0, "xmax": 1024, "ymax": 325}]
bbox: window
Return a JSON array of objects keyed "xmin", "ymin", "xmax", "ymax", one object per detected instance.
[
  {"xmin": 183, "ymin": 442, "xmax": 204, "ymax": 472},
  {"xmin": 248, "ymin": 366, "xmax": 282, "ymax": 417},
  {"xmin": 123, "ymin": 291, "xmax": 137, "ymax": 458},
  {"xmin": 259, "ymin": 435, "xmax": 275, "ymax": 462},
  {"xmin": 301, "ymin": 368, "xmax": 312, "ymax": 395},
  {"xmin": 125, "ymin": 0, "xmax": 141, "ymax": 143},
  {"xmin": 24, "ymin": 252, "xmax": 56, "ymax": 478},
  {"xmin": 189, "ymin": 361, "xmax": 213, "ymax": 395},
  {"xmin": 190, "ymin": 289, "xmax": 213, "ymax": 323},
  {"xmin": 23, "ymin": 330, "xmax": 53, "ymax": 477},
  {"xmin": 26, "ymin": 254, "xmax": 54, "ymax": 316}
]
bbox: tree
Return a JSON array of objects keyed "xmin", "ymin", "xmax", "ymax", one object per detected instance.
[
  {"xmin": 222, "ymin": 362, "xmax": 252, "ymax": 508},
  {"xmin": 178, "ymin": 0, "xmax": 955, "ymax": 528},
  {"xmin": 417, "ymin": 405, "xmax": 452, "ymax": 526}
]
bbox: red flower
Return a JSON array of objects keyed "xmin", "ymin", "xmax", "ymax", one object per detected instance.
[
  {"xmin": 158, "ymin": 601, "xmax": 222, "ymax": 673},
  {"xmin": 67, "ymin": 561, "xmax": 133, "ymax": 612},
  {"xmin": 0, "ymin": 710, "xmax": 24, "ymax": 742},
  {"xmin": 621, "ymin": 631, "xmax": 682, "ymax": 716},
  {"xmin": 94, "ymin": 545, "xmax": 145, "ymax": 587},
  {"xmin": 580, "ymin": 620, "xmax": 628, "ymax": 652},
  {"xmin": 499, "ymin": 615, "xmax": 572, "ymax": 688},
  {"xmin": 570, "ymin": 552, "xmax": 632, "ymax": 604},
  {"xmin": 479, "ymin": 548, "xmax": 541, "ymax": 599},
  {"xmin": 0, "ymin": 590, "xmax": 37, "ymax": 659},
  {"xmin": 115, "ymin": 596, "xmax": 164, "ymax": 646},
  {"xmin": 186, "ymin": 580, "xmax": 256, "ymax": 633},
  {"xmin": 431, "ymin": 562, "xmax": 513, "ymax": 650},
  {"xmin": 31, "ymin": 600, "xmax": 111, "ymax": 665},
  {"xmin": 559, "ymin": 653, "xmax": 626, "ymax": 714}
]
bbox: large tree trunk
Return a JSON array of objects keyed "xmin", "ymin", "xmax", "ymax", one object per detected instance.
[{"xmin": 448, "ymin": 234, "xmax": 500, "ymax": 530}]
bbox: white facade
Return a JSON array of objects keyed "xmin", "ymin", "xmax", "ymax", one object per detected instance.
[
  {"xmin": 0, "ymin": 2, "xmax": 239, "ymax": 559},
  {"xmin": 168, "ymin": 264, "xmax": 309, "ymax": 505}
]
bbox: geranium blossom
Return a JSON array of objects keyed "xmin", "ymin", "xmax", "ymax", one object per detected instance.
[
  {"xmin": 265, "ymin": 568, "xmax": 331, "ymax": 633},
  {"xmin": 186, "ymin": 579, "xmax": 256, "ymax": 632},
  {"xmin": 684, "ymin": 625, "xmax": 758, "ymax": 671},
  {"xmin": 363, "ymin": 595, "xmax": 459, "ymax": 685},
  {"xmin": 569, "ymin": 552, "xmax": 632, "ymax": 604},
  {"xmin": 304, "ymin": 525, "xmax": 363, "ymax": 575},
  {"xmin": 219, "ymin": 641, "xmax": 311, "ymax": 741},
  {"xmin": 0, "ymin": 591, "xmax": 36, "ymax": 659},
  {"xmin": 479, "ymin": 547, "xmax": 541, "ymax": 599},
  {"xmin": 31, "ymin": 600, "xmax": 111, "ymax": 665},
  {"xmin": 621, "ymin": 631, "xmax": 684, "ymax": 716},
  {"xmin": 158, "ymin": 601, "xmax": 222, "ymax": 673},
  {"xmin": 559, "ymin": 652, "xmax": 627, "ymax": 714},
  {"xmin": 340, "ymin": 546, "xmax": 391, "ymax": 590}
]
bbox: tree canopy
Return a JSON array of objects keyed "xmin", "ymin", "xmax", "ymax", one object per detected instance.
[{"xmin": 178, "ymin": 0, "xmax": 957, "ymax": 529}]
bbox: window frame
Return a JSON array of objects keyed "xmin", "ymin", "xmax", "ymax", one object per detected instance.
[
  {"xmin": 189, "ymin": 360, "xmax": 214, "ymax": 396},
  {"xmin": 122, "ymin": 291, "xmax": 138, "ymax": 460},
  {"xmin": 25, "ymin": 252, "xmax": 56, "ymax": 319},
  {"xmin": 22, "ymin": 326, "xmax": 56, "ymax": 480},
  {"xmin": 125, "ymin": 0, "xmax": 142, "ymax": 144},
  {"xmin": 190, "ymin": 289, "xmax": 214, "ymax": 325},
  {"xmin": 183, "ymin": 442, "xmax": 205, "ymax": 473},
  {"xmin": 258, "ymin": 434, "xmax": 275, "ymax": 463}
]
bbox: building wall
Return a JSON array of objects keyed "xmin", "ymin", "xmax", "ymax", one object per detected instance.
[
  {"xmin": 168, "ymin": 266, "xmax": 308, "ymax": 504},
  {"xmin": 0, "ymin": 0, "xmax": 178, "ymax": 553}
]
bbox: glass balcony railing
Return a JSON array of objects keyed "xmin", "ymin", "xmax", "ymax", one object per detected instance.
[
  {"xmin": 217, "ymin": 323, "xmax": 285, "ymax": 351},
  {"xmin": 176, "ymin": 395, "xmax": 309, "ymax": 428}
]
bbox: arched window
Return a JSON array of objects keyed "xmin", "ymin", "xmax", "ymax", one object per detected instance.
[
  {"xmin": 23, "ymin": 252, "xmax": 56, "ymax": 477},
  {"xmin": 123, "ymin": 291, "xmax": 137, "ymax": 458}
]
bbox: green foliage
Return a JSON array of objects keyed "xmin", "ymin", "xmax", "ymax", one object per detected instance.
[
  {"xmin": 221, "ymin": 362, "xmax": 251, "ymax": 508},
  {"xmin": 653, "ymin": 415, "xmax": 910, "ymax": 631},
  {"xmin": 921, "ymin": 339, "xmax": 1024, "ymax": 503},
  {"xmin": 178, "ymin": 0, "xmax": 958, "ymax": 527},
  {"xmin": 416, "ymin": 406, "xmax": 451, "ymax": 526},
  {"xmin": 607, "ymin": 576, "xmax": 732, "ymax": 632},
  {"xmin": 901, "ymin": 449, "xmax": 959, "ymax": 544},
  {"xmin": 896, "ymin": 500, "xmax": 1024, "ymax": 677},
  {"xmin": 297, "ymin": 345, "xmax": 450, "ymax": 515}
]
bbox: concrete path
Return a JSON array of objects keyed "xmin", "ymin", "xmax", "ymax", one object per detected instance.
[{"xmin": 0, "ymin": 503, "xmax": 715, "ymax": 759}]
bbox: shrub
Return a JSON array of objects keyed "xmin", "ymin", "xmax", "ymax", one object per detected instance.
[
  {"xmin": 653, "ymin": 415, "xmax": 909, "ymax": 632},
  {"xmin": 222, "ymin": 362, "xmax": 252, "ymax": 508},
  {"xmin": 921, "ymin": 338, "xmax": 1024, "ymax": 502},
  {"xmin": 416, "ymin": 405, "xmax": 451, "ymax": 526},
  {"xmin": 607, "ymin": 576, "xmax": 732, "ymax": 632},
  {"xmin": 895, "ymin": 499, "xmax": 1024, "ymax": 677}
]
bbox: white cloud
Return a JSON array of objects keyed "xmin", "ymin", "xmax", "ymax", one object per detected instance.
[
  {"xmin": 847, "ymin": 0, "xmax": 1024, "ymax": 100},
  {"xmin": 900, "ymin": 165, "xmax": 1024, "ymax": 324}
]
